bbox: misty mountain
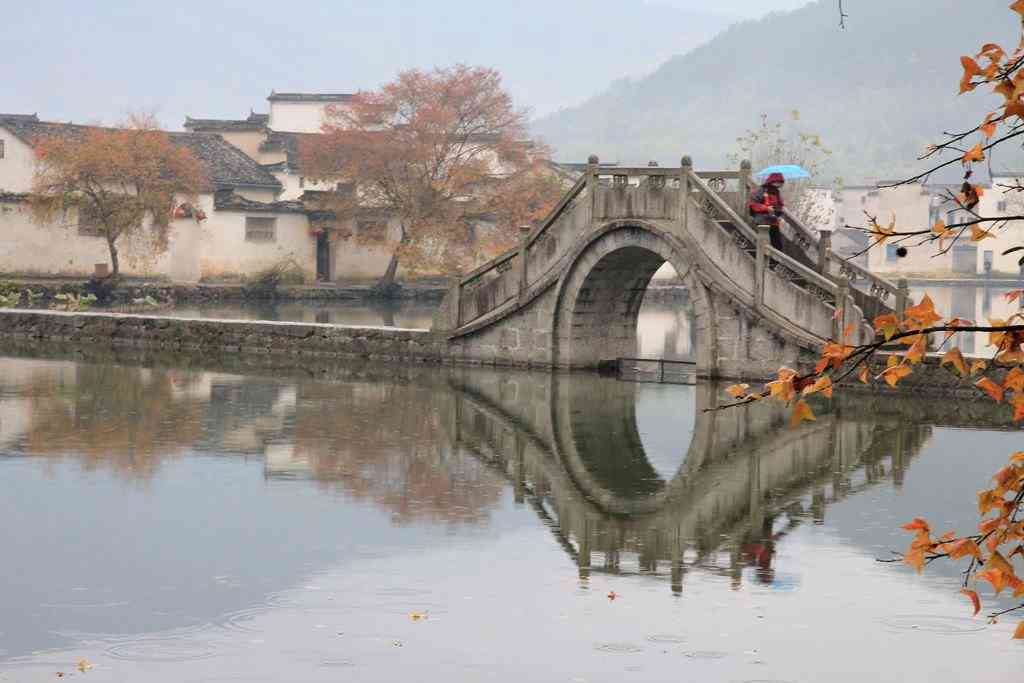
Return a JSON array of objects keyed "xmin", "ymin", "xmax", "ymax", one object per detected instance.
[
  {"xmin": 533, "ymin": 0, "xmax": 1023, "ymax": 182},
  {"xmin": 0, "ymin": 0, "xmax": 734, "ymax": 127}
]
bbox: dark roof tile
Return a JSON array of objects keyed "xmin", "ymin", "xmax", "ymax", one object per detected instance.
[{"xmin": 267, "ymin": 92, "xmax": 353, "ymax": 103}]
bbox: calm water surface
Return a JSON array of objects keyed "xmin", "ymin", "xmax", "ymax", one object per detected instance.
[{"xmin": 0, "ymin": 349, "xmax": 1022, "ymax": 681}]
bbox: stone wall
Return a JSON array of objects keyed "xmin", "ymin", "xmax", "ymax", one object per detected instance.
[{"xmin": 0, "ymin": 309, "xmax": 447, "ymax": 364}]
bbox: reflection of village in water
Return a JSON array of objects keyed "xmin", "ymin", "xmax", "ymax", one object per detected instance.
[{"xmin": 0, "ymin": 351, "xmax": 946, "ymax": 597}]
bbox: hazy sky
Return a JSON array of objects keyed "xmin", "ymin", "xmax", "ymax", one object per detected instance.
[{"xmin": 1, "ymin": 1, "xmax": 817, "ymax": 128}]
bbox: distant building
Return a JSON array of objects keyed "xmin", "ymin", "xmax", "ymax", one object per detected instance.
[{"xmin": 0, "ymin": 114, "xmax": 315, "ymax": 282}]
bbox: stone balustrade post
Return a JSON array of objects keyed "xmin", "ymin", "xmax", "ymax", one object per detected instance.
[
  {"xmin": 739, "ymin": 159, "xmax": 752, "ymax": 215},
  {"xmin": 896, "ymin": 277, "xmax": 909, "ymax": 320},
  {"xmin": 587, "ymin": 153, "xmax": 599, "ymax": 226},
  {"xmin": 755, "ymin": 223, "xmax": 771, "ymax": 309},
  {"xmin": 818, "ymin": 230, "xmax": 832, "ymax": 276},
  {"xmin": 679, "ymin": 155, "xmax": 693, "ymax": 228},
  {"xmin": 833, "ymin": 276, "xmax": 850, "ymax": 339},
  {"xmin": 518, "ymin": 224, "xmax": 530, "ymax": 299}
]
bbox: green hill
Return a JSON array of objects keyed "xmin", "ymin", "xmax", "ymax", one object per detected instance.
[{"xmin": 533, "ymin": 0, "xmax": 1022, "ymax": 182}]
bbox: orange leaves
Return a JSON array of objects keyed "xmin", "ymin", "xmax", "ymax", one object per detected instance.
[
  {"xmin": 789, "ymin": 399, "xmax": 816, "ymax": 428},
  {"xmin": 980, "ymin": 112, "xmax": 1000, "ymax": 138},
  {"xmin": 970, "ymin": 224, "xmax": 995, "ymax": 242},
  {"xmin": 802, "ymin": 375, "xmax": 833, "ymax": 399},
  {"xmin": 858, "ymin": 364, "xmax": 870, "ymax": 384},
  {"xmin": 1012, "ymin": 394, "xmax": 1024, "ymax": 422},
  {"xmin": 1014, "ymin": 621, "xmax": 1024, "ymax": 639},
  {"xmin": 941, "ymin": 348, "xmax": 968, "ymax": 377},
  {"xmin": 874, "ymin": 312, "xmax": 900, "ymax": 341},
  {"xmin": 904, "ymin": 294, "xmax": 942, "ymax": 329},
  {"xmin": 726, "ymin": 383, "xmax": 750, "ymax": 398},
  {"xmin": 960, "ymin": 55, "xmax": 983, "ymax": 94},
  {"xmin": 962, "ymin": 142, "xmax": 986, "ymax": 164},
  {"xmin": 947, "ymin": 538, "xmax": 982, "ymax": 560},
  {"xmin": 868, "ymin": 212, "xmax": 897, "ymax": 244},
  {"xmin": 960, "ymin": 588, "xmax": 982, "ymax": 616},
  {"xmin": 1004, "ymin": 367, "xmax": 1024, "ymax": 391},
  {"xmin": 1012, "ymin": 0, "xmax": 1024, "ymax": 18},
  {"xmin": 1005, "ymin": 289, "xmax": 1024, "ymax": 304},
  {"xmin": 902, "ymin": 517, "xmax": 931, "ymax": 533},
  {"xmin": 971, "ymin": 359, "xmax": 988, "ymax": 375},
  {"xmin": 978, "ymin": 568, "xmax": 1008, "ymax": 594},
  {"xmin": 817, "ymin": 342, "xmax": 854, "ymax": 372},
  {"xmin": 976, "ymin": 377, "xmax": 1005, "ymax": 402},
  {"xmin": 904, "ymin": 334, "xmax": 927, "ymax": 364},
  {"xmin": 903, "ymin": 517, "xmax": 933, "ymax": 573},
  {"xmin": 932, "ymin": 218, "xmax": 954, "ymax": 248},
  {"xmin": 882, "ymin": 361, "xmax": 912, "ymax": 388}
]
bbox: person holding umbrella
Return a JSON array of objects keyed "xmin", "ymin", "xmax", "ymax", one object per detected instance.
[{"xmin": 749, "ymin": 171, "xmax": 787, "ymax": 251}]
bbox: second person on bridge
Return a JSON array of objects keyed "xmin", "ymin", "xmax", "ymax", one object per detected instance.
[{"xmin": 748, "ymin": 172, "xmax": 786, "ymax": 253}]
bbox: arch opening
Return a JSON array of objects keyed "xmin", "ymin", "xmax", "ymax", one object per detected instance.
[
  {"xmin": 636, "ymin": 261, "xmax": 697, "ymax": 362},
  {"xmin": 566, "ymin": 245, "xmax": 667, "ymax": 365}
]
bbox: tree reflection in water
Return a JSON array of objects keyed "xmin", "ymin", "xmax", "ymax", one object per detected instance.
[{"xmin": 0, "ymin": 353, "xmax": 945, "ymax": 588}]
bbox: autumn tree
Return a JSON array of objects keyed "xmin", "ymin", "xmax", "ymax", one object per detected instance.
[
  {"xmin": 724, "ymin": 1, "xmax": 1024, "ymax": 638},
  {"xmin": 28, "ymin": 114, "xmax": 207, "ymax": 281},
  {"xmin": 299, "ymin": 65, "xmax": 558, "ymax": 294},
  {"xmin": 729, "ymin": 111, "xmax": 836, "ymax": 230}
]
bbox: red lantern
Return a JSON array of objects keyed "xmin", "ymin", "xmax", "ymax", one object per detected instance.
[
  {"xmin": 173, "ymin": 204, "xmax": 191, "ymax": 219},
  {"xmin": 194, "ymin": 209, "xmax": 206, "ymax": 221}
]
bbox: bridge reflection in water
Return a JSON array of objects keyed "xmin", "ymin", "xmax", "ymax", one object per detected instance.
[{"xmin": 444, "ymin": 370, "xmax": 931, "ymax": 594}]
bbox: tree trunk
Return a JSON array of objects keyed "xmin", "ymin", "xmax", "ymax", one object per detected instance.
[
  {"xmin": 374, "ymin": 224, "xmax": 407, "ymax": 297},
  {"xmin": 377, "ymin": 252, "xmax": 400, "ymax": 289},
  {"xmin": 107, "ymin": 236, "xmax": 120, "ymax": 281}
]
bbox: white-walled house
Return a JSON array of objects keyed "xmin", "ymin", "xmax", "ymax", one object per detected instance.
[{"xmin": 0, "ymin": 114, "xmax": 322, "ymax": 282}]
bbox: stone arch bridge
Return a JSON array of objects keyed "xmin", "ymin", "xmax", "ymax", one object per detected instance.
[{"xmin": 435, "ymin": 159, "xmax": 907, "ymax": 379}]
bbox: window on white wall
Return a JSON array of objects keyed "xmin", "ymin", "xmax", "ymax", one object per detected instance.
[
  {"xmin": 245, "ymin": 216, "xmax": 277, "ymax": 242},
  {"xmin": 0, "ymin": 139, "xmax": 5, "ymax": 159}
]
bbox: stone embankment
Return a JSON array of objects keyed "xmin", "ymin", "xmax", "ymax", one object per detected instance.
[
  {"xmin": 0, "ymin": 309, "xmax": 447, "ymax": 364},
  {"xmin": 0, "ymin": 278, "xmax": 448, "ymax": 306}
]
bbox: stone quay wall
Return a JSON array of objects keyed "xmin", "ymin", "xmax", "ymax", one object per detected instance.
[{"xmin": 0, "ymin": 309, "xmax": 448, "ymax": 364}]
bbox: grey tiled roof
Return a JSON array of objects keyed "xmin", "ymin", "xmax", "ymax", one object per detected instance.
[
  {"xmin": 259, "ymin": 130, "xmax": 319, "ymax": 169},
  {"xmin": 267, "ymin": 92, "xmax": 353, "ymax": 103},
  {"xmin": 213, "ymin": 189, "xmax": 306, "ymax": 214},
  {"xmin": 183, "ymin": 112, "xmax": 268, "ymax": 132},
  {"xmin": 0, "ymin": 116, "xmax": 281, "ymax": 190}
]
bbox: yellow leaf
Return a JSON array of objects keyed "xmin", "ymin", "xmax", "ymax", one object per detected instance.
[
  {"xmin": 858, "ymin": 364, "xmax": 870, "ymax": 384},
  {"xmin": 978, "ymin": 568, "xmax": 1007, "ymax": 595},
  {"xmin": 960, "ymin": 588, "xmax": 981, "ymax": 616},
  {"xmin": 970, "ymin": 224, "xmax": 995, "ymax": 241},
  {"xmin": 790, "ymin": 399, "xmax": 816, "ymax": 428},
  {"xmin": 941, "ymin": 347, "xmax": 968, "ymax": 377},
  {"xmin": 409, "ymin": 611, "xmax": 428, "ymax": 621},
  {"xmin": 976, "ymin": 376, "xmax": 1005, "ymax": 402},
  {"xmin": 883, "ymin": 363, "xmax": 913, "ymax": 387},
  {"xmin": 874, "ymin": 313, "xmax": 900, "ymax": 341},
  {"xmin": 77, "ymin": 660, "xmax": 92, "ymax": 673},
  {"xmin": 1012, "ymin": 0, "xmax": 1024, "ymax": 18},
  {"xmin": 726, "ymin": 383, "xmax": 749, "ymax": 398},
  {"xmin": 906, "ymin": 335, "xmax": 927, "ymax": 364},
  {"xmin": 971, "ymin": 359, "xmax": 988, "ymax": 375},
  {"xmin": 802, "ymin": 375, "xmax": 833, "ymax": 398},
  {"xmin": 904, "ymin": 294, "xmax": 942, "ymax": 328}
]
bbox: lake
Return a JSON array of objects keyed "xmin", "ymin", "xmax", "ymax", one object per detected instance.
[{"xmin": 0, "ymin": 342, "xmax": 1021, "ymax": 682}]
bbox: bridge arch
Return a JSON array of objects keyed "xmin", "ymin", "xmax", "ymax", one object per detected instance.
[{"xmin": 552, "ymin": 220, "xmax": 715, "ymax": 371}]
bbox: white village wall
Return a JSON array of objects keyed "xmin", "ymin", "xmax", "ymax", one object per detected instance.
[
  {"xmin": 198, "ymin": 210, "xmax": 315, "ymax": 282},
  {"xmin": 268, "ymin": 102, "xmax": 331, "ymax": 134},
  {"xmin": 0, "ymin": 129, "xmax": 37, "ymax": 192}
]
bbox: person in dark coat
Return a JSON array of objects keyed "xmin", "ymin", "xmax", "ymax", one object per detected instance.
[{"xmin": 749, "ymin": 172, "xmax": 786, "ymax": 251}]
